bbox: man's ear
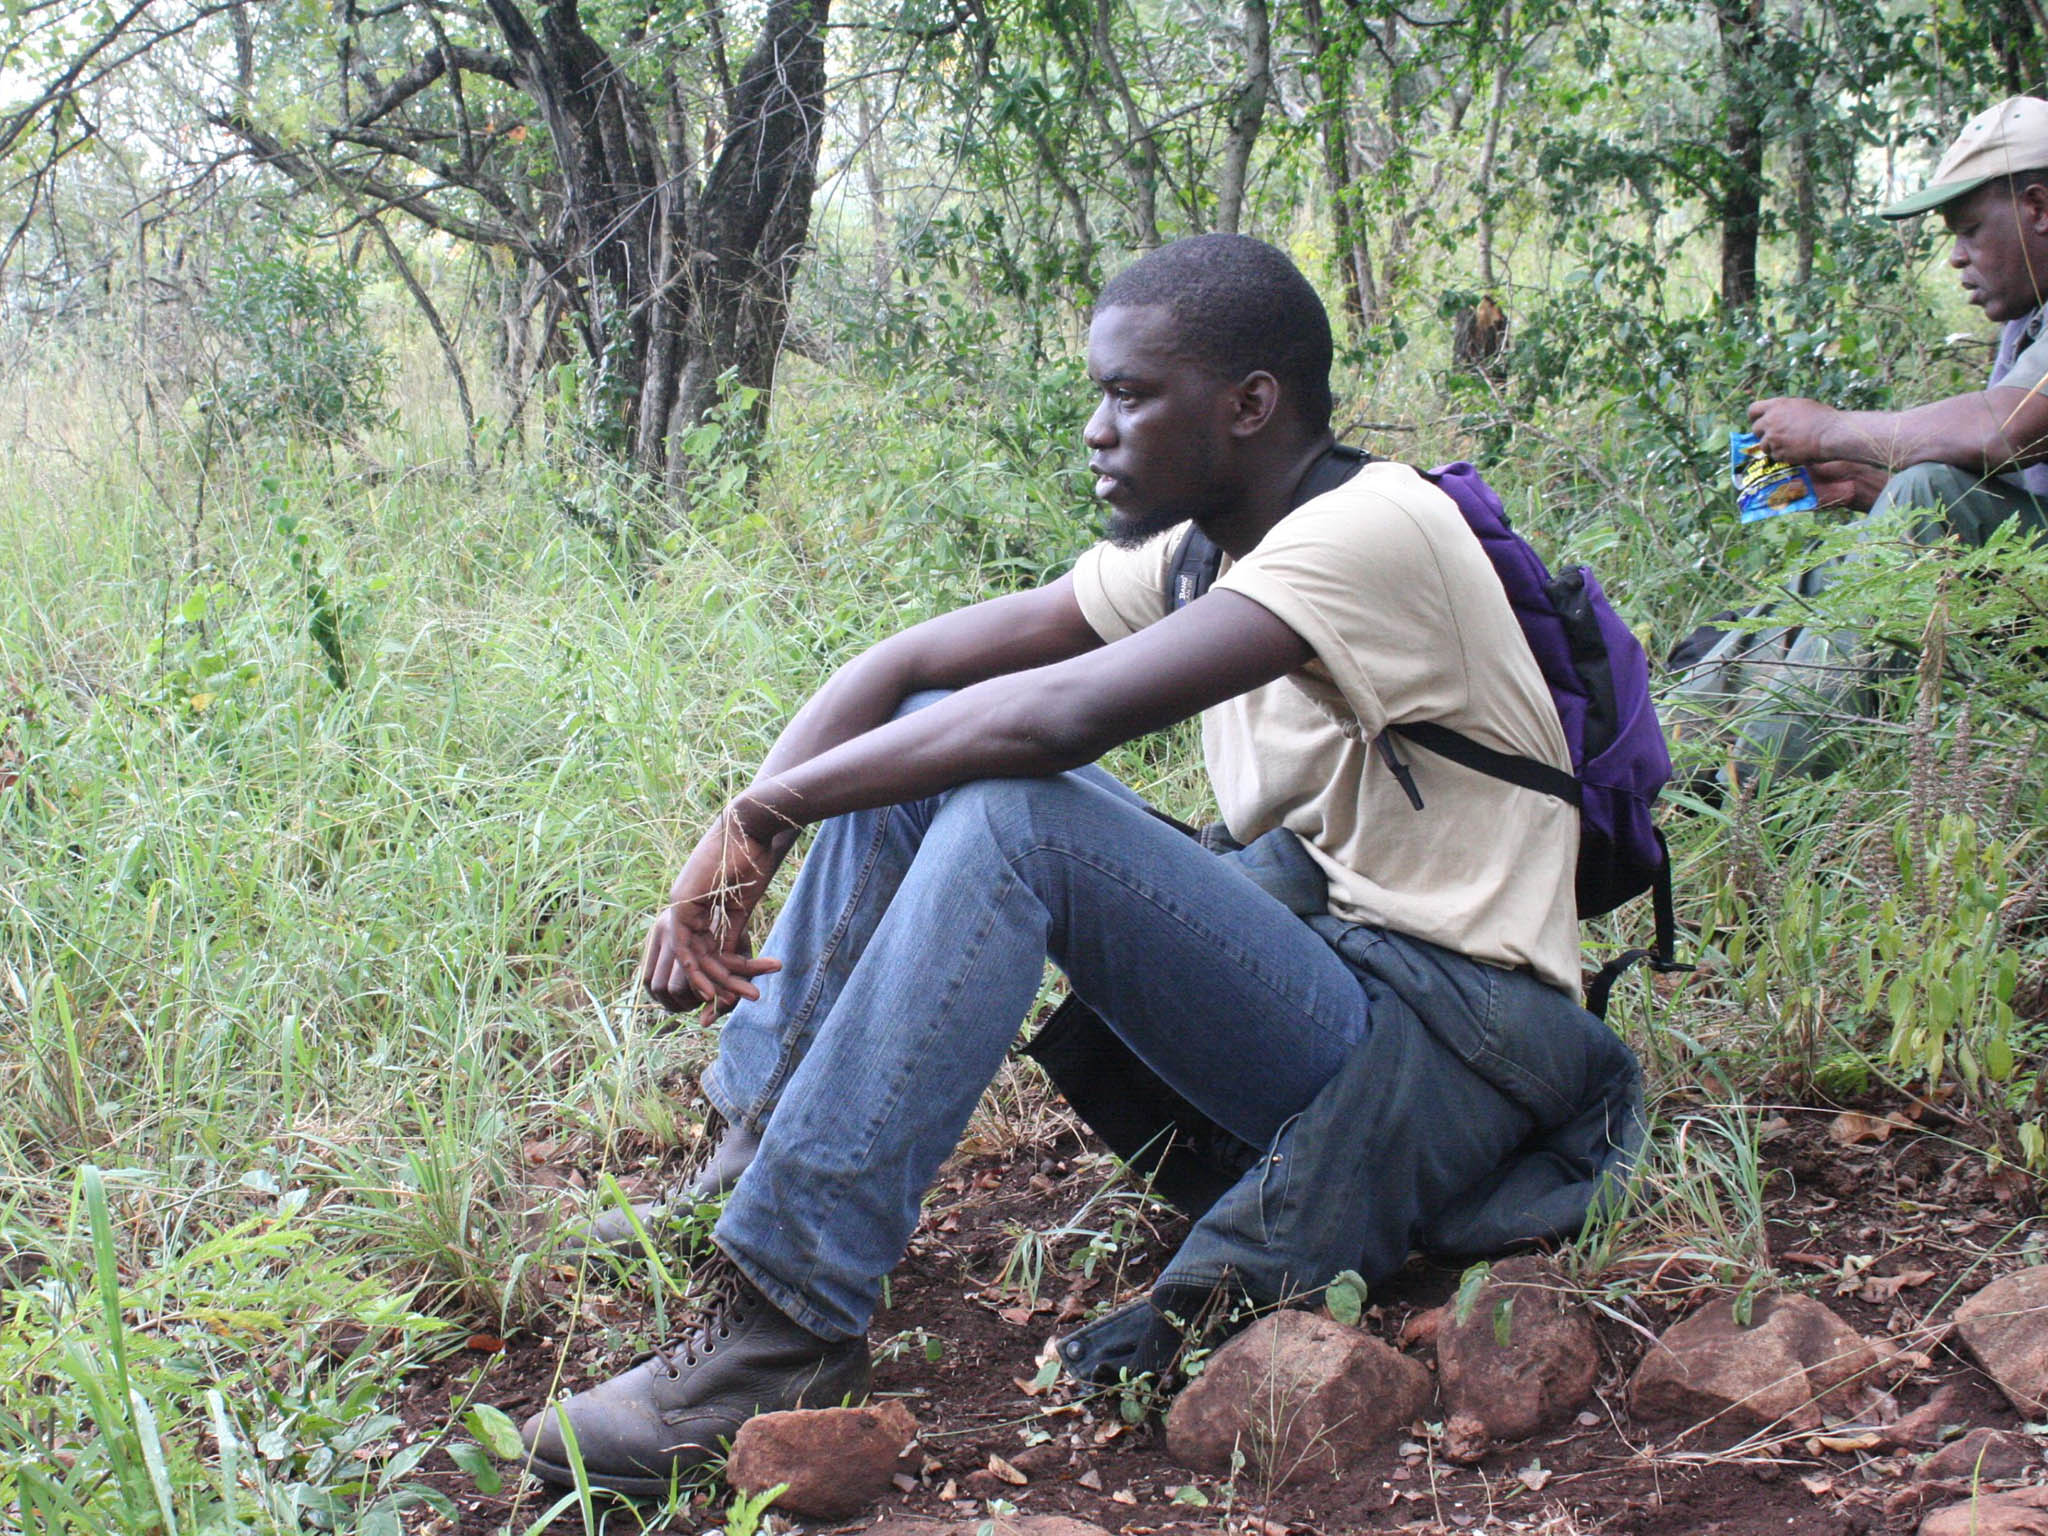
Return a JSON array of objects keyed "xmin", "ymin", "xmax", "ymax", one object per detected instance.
[
  {"xmin": 1228, "ymin": 370, "xmax": 1281, "ymax": 438},
  {"xmin": 2021, "ymin": 179, "xmax": 2048, "ymax": 236}
]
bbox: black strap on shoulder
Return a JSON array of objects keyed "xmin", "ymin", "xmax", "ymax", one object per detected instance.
[
  {"xmin": 1165, "ymin": 528, "xmax": 1225, "ymax": 612},
  {"xmin": 1162, "ymin": 442, "xmax": 1376, "ymax": 613}
]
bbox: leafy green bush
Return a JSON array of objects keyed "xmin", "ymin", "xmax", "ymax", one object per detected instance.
[{"xmin": 202, "ymin": 248, "xmax": 387, "ymax": 438}]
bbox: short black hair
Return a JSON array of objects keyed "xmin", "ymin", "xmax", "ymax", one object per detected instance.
[{"xmin": 1096, "ymin": 234, "xmax": 1334, "ymax": 434}]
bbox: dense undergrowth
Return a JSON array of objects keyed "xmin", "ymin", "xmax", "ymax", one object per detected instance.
[{"xmin": 4, "ymin": 268, "xmax": 2048, "ymax": 1531}]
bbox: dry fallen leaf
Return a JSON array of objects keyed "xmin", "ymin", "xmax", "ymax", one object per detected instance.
[
  {"xmin": 1988, "ymin": 1167, "xmax": 2036, "ymax": 1203},
  {"xmin": 1829, "ymin": 1110, "xmax": 1893, "ymax": 1145},
  {"xmin": 1859, "ymin": 1268, "xmax": 1937, "ymax": 1303},
  {"xmin": 1517, "ymin": 1462, "xmax": 1553, "ymax": 1492},
  {"xmin": 987, "ymin": 1453, "xmax": 1029, "ymax": 1486},
  {"xmin": 1800, "ymin": 1474, "xmax": 1835, "ymax": 1497},
  {"xmin": 1111, "ymin": 1488, "xmax": 1137, "ymax": 1505},
  {"xmin": 1077, "ymin": 1467, "xmax": 1103, "ymax": 1490}
]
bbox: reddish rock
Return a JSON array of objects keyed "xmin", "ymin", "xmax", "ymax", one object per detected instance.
[
  {"xmin": 1165, "ymin": 1310, "xmax": 1431, "ymax": 1486},
  {"xmin": 726, "ymin": 1399, "xmax": 919, "ymax": 1519},
  {"xmin": 1920, "ymin": 1428, "xmax": 2041, "ymax": 1484},
  {"xmin": 1440, "ymin": 1412, "xmax": 1490, "ymax": 1465},
  {"xmin": 1628, "ymin": 1293, "xmax": 1883, "ymax": 1432},
  {"xmin": 1436, "ymin": 1257, "xmax": 1600, "ymax": 1441},
  {"xmin": 1884, "ymin": 1384, "xmax": 1972, "ymax": 1450},
  {"xmin": 972, "ymin": 1521, "xmax": 1117, "ymax": 1536},
  {"xmin": 1956, "ymin": 1267, "xmax": 2048, "ymax": 1417},
  {"xmin": 1921, "ymin": 1486, "xmax": 2048, "ymax": 1536}
]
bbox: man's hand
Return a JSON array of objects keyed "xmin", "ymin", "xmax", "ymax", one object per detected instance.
[
  {"xmin": 1806, "ymin": 459, "xmax": 1891, "ymax": 512},
  {"xmin": 640, "ymin": 810, "xmax": 785, "ymax": 1020},
  {"xmin": 1748, "ymin": 396, "xmax": 1842, "ymax": 466}
]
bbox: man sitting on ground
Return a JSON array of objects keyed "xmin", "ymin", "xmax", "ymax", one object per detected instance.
[
  {"xmin": 516, "ymin": 235, "xmax": 1638, "ymax": 1495},
  {"xmin": 1678, "ymin": 97, "xmax": 2048, "ymax": 776}
]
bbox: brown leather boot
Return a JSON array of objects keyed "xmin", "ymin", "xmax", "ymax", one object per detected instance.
[
  {"xmin": 518, "ymin": 1258, "xmax": 869, "ymax": 1494},
  {"xmin": 556, "ymin": 1120, "xmax": 763, "ymax": 1257}
]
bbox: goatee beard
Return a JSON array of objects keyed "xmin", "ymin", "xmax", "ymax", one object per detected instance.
[{"xmin": 1104, "ymin": 503, "xmax": 1190, "ymax": 551}]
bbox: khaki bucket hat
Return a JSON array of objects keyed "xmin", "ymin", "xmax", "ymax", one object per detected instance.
[{"xmin": 1880, "ymin": 96, "xmax": 2048, "ymax": 218}]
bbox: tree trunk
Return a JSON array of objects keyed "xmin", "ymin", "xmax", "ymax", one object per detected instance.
[
  {"xmin": 1215, "ymin": 0, "xmax": 1271, "ymax": 234},
  {"xmin": 224, "ymin": 0, "xmax": 830, "ymax": 490},
  {"xmin": 668, "ymin": 0, "xmax": 830, "ymax": 459},
  {"xmin": 1783, "ymin": 0, "xmax": 1815, "ymax": 288},
  {"xmin": 1089, "ymin": 0, "xmax": 1163, "ymax": 247},
  {"xmin": 857, "ymin": 84, "xmax": 892, "ymax": 301},
  {"xmin": 1476, "ymin": 3, "xmax": 1512, "ymax": 294},
  {"xmin": 1713, "ymin": 0, "xmax": 1765, "ymax": 309},
  {"xmin": 1298, "ymin": 0, "xmax": 1365, "ymax": 327}
]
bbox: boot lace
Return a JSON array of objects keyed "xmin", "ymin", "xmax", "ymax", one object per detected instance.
[{"xmin": 647, "ymin": 1260, "xmax": 752, "ymax": 1379}]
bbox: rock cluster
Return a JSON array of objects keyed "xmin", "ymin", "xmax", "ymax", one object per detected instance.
[{"xmin": 709, "ymin": 1260, "xmax": 2048, "ymax": 1527}]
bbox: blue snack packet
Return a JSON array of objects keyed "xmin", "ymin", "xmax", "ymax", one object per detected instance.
[{"xmin": 1731, "ymin": 430, "xmax": 1819, "ymax": 523}]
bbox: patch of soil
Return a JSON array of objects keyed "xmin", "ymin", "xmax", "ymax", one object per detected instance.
[{"xmin": 392, "ymin": 1101, "xmax": 2048, "ymax": 1534}]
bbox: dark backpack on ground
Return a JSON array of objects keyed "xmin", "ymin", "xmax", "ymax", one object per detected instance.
[{"xmin": 1163, "ymin": 447, "xmax": 1687, "ymax": 1016}]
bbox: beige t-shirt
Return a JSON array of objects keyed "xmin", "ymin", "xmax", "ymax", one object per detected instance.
[{"xmin": 1071, "ymin": 460, "xmax": 1581, "ymax": 994}]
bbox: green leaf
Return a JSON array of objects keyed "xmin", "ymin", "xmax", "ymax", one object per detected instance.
[
  {"xmin": 1170, "ymin": 1484, "xmax": 1210, "ymax": 1505},
  {"xmin": 448, "ymin": 1441, "xmax": 502, "ymax": 1494},
  {"xmin": 1325, "ymin": 1269, "xmax": 1368, "ymax": 1328},
  {"xmin": 465, "ymin": 1403, "xmax": 526, "ymax": 1462},
  {"xmin": 1452, "ymin": 1261, "xmax": 1492, "ymax": 1324}
]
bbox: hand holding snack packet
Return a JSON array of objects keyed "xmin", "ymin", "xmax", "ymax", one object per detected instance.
[{"xmin": 1730, "ymin": 430, "xmax": 1819, "ymax": 523}]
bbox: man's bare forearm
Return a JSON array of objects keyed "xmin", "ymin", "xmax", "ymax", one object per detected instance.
[
  {"xmin": 1759, "ymin": 388, "xmax": 2048, "ymax": 474},
  {"xmin": 726, "ymin": 589, "xmax": 1316, "ymax": 844},
  {"xmin": 729, "ymin": 667, "xmax": 1116, "ymax": 842},
  {"xmin": 725, "ymin": 575, "xmax": 1108, "ymax": 845}
]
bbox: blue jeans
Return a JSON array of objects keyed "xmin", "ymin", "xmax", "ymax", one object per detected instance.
[{"xmin": 704, "ymin": 712, "xmax": 1370, "ymax": 1342}]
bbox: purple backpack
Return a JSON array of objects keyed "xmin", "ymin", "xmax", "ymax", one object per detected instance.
[{"xmin": 1165, "ymin": 451, "xmax": 1687, "ymax": 1016}]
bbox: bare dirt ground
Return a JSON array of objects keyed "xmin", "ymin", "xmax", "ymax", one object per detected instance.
[{"xmin": 394, "ymin": 1096, "xmax": 2043, "ymax": 1535}]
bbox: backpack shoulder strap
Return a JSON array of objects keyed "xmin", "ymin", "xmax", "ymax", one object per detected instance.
[
  {"xmin": 1162, "ymin": 442, "xmax": 1375, "ymax": 613},
  {"xmin": 1165, "ymin": 527, "xmax": 1225, "ymax": 613},
  {"xmin": 1584, "ymin": 830, "xmax": 1691, "ymax": 1019},
  {"xmin": 1389, "ymin": 720, "xmax": 1581, "ymax": 805}
]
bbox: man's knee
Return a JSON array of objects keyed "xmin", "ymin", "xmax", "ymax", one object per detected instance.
[
  {"xmin": 937, "ymin": 771, "xmax": 1126, "ymax": 855},
  {"xmin": 1871, "ymin": 461, "xmax": 1980, "ymax": 525},
  {"xmin": 892, "ymin": 688, "xmax": 952, "ymax": 721}
]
